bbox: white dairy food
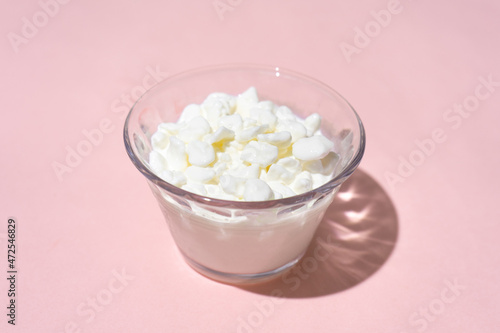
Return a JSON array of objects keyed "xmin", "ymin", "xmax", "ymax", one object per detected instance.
[
  {"xmin": 292, "ymin": 135, "xmax": 334, "ymax": 161},
  {"xmin": 148, "ymin": 87, "xmax": 340, "ymax": 202},
  {"xmin": 123, "ymin": 65, "xmax": 363, "ymax": 283}
]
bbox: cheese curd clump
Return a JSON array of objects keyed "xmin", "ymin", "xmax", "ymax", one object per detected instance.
[{"xmin": 148, "ymin": 87, "xmax": 339, "ymax": 201}]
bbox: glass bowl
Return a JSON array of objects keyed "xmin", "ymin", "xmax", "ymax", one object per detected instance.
[{"xmin": 124, "ymin": 64, "xmax": 365, "ymax": 284}]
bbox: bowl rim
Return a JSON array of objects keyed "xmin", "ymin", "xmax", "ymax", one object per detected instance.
[{"xmin": 123, "ymin": 63, "xmax": 366, "ymax": 209}]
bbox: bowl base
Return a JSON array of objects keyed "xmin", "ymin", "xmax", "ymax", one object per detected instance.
[{"xmin": 180, "ymin": 251, "xmax": 305, "ymax": 285}]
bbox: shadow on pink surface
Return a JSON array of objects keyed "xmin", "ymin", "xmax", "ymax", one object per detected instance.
[{"xmin": 239, "ymin": 168, "xmax": 398, "ymax": 298}]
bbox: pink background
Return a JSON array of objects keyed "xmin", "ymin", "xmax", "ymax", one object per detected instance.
[{"xmin": 1, "ymin": 0, "xmax": 499, "ymax": 332}]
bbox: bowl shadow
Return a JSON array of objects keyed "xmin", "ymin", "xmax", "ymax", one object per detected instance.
[{"xmin": 238, "ymin": 168, "xmax": 399, "ymax": 298}]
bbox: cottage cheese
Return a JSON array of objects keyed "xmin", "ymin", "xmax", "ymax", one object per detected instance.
[{"xmin": 149, "ymin": 87, "xmax": 339, "ymax": 201}]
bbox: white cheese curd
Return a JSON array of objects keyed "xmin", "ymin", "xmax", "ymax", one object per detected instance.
[
  {"xmin": 240, "ymin": 141, "xmax": 278, "ymax": 167},
  {"xmin": 148, "ymin": 87, "xmax": 339, "ymax": 201},
  {"xmin": 186, "ymin": 140, "xmax": 215, "ymax": 167},
  {"xmin": 292, "ymin": 135, "xmax": 335, "ymax": 161},
  {"xmin": 243, "ymin": 178, "xmax": 274, "ymax": 201},
  {"xmin": 164, "ymin": 136, "xmax": 188, "ymax": 172}
]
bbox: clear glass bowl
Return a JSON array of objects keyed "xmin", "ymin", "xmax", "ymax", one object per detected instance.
[{"xmin": 124, "ymin": 64, "xmax": 365, "ymax": 284}]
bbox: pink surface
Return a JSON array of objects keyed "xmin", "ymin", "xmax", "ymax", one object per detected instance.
[{"xmin": 1, "ymin": 0, "xmax": 499, "ymax": 332}]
